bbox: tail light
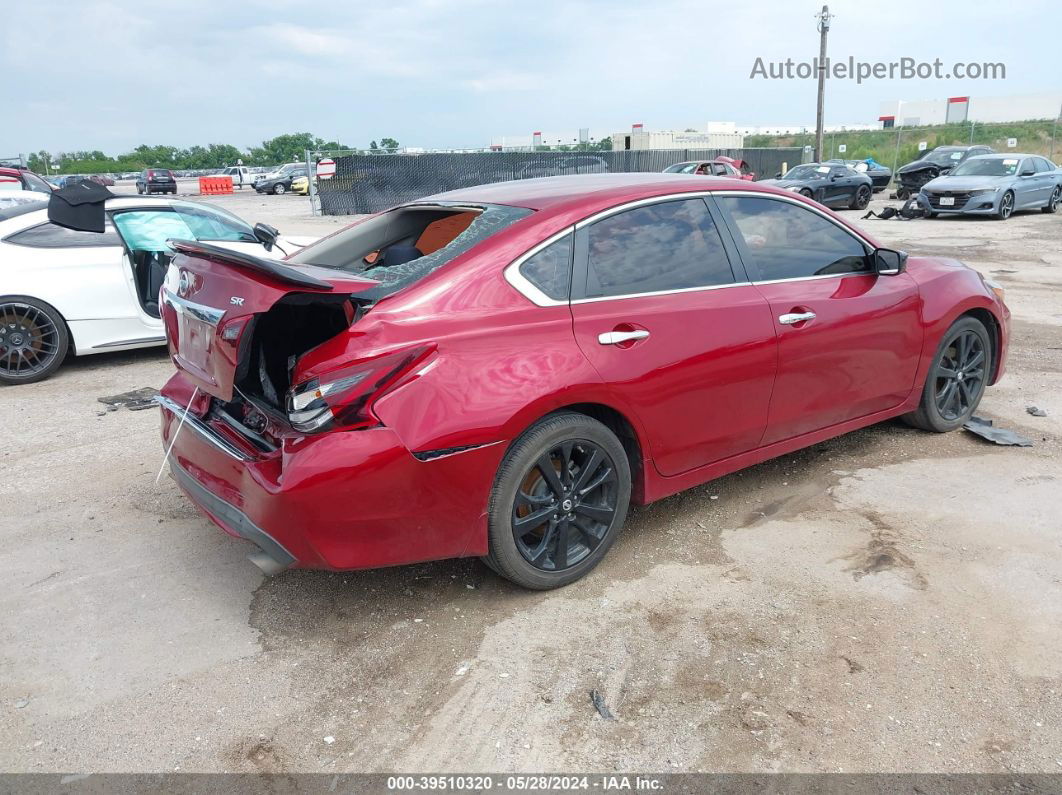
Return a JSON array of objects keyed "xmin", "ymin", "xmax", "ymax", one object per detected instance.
[{"xmin": 286, "ymin": 346, "xmax": 433, "ymax": 433}]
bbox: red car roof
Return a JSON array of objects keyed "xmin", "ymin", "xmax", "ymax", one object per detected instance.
[{"xmin": 426, "ymin": 173, "xmax": 782, "ymax": 212}]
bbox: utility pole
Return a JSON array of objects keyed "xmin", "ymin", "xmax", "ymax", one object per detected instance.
[{"xmin": 814, "ymin": 5, "xmax": 832, "ymax": 163}]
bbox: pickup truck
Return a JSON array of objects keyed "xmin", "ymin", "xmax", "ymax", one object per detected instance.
[{"xmin": 220, "ymin": 166, "xmax": 253, "ymax": 189}]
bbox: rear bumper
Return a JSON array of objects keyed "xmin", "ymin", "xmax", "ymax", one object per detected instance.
[{"xmin": 158, "ymin": 375, "xmax": 499, "ymax": 572}]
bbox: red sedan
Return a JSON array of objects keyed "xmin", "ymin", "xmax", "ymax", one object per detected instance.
[{"xmin": 158, "ymin": 174, "xmax": 1009, "ymax": 589}]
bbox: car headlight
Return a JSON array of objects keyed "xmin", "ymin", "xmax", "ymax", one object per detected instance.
[
  {"xmin": 981, "ymin": 275, "xmax": 1005, "ymax": 303},
  {"xmin": 968, "ymin": 188, "xmax": 1000, "ymax": 196},
  {"xmin": 787, "ymin": 186, "xmax": 802, "ymax": 192}
]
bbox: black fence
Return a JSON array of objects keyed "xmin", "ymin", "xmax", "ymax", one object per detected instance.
[{"xmin": 317, "ymin": 147, "xmax": 804, "ymax": 215}]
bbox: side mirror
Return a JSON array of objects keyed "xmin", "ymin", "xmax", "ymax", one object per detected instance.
[
  {"xmin": 774, "ymin": 172, "xmax": 782, "ymax": 179},
  {"xmin": 253, "ymin": 222, "xmax": 280, "ymax": 252},
  {"xmin": 874, "ymin": 247, "xmax": 907, "ymax": 275},
  {"xmin": 1020, "ymin": 168, "xmax": 1035, "ymax": 177},
  {"xmin": 830, "ymin": 174, "xmax": 842, "ymax": 181}
]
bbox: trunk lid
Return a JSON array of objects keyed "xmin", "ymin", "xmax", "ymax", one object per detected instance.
[{"xmin": 161, "ymin": 239, "xmax": 378, "ymax": 402}]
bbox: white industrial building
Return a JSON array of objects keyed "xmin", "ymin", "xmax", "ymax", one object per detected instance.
[
  {"xmin": 611, "ymin": 122, "xmax": 744, "ymax": 151},
  {"xmin": 878, "ymin": 92, "xmax": 1062, "ymax": 128}
]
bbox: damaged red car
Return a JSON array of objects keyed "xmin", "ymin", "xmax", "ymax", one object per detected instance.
[{"xmin": 158, "ymin": 173, "xmax": 1009, "ymax": 589}]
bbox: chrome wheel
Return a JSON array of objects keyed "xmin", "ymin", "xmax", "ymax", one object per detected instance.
[{"xmin": 998, "ymin": 191, "xmax": 1014, "ymax": 220}]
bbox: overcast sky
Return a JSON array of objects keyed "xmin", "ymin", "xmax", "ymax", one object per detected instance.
[{"xmin": 2, "ymin": 0, "xmax": 1058, "ymax": 156}]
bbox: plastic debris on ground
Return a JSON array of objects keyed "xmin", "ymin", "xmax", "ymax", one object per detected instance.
[
  {"xmin": 589, "ymin": 689, "xmax": 615, "ymax": 720},
  {"xmin": 97, "ymin": 387, "xmax": 160, "ymax": 412},
  {"xmin": 963, "ymin": 416, "xmax": 1034, "ymax": 447},
  {"xmin": 1026, "ymin": 406, "xmax": 1048, "ymax": 417}
]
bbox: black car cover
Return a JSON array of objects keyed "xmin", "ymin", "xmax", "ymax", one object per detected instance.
[{"xmin": 47, "ymin": 181, "xmax": 115, "ymax": 233}]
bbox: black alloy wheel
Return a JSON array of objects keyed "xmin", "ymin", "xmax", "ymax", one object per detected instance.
[
  {"xmin": 850, "ymin": 184, "xmax": 872, "ymax": 210},
  {"xmin": 904, "ymin": 317, "xmax": 991, "ymax": 433},
  {"xmin": 511, "ymin": 439, "xmax": 618, "ymax": 572},
  {"xmin": 484, "ymin": 412, "xmax": 631, "ymax": 589},
  {"xmin": 0, "ymin": 299, "xmax": 69, "ymax": 385},
  {"xmin": 932, "ymin": 329, "xmax": 987, "ymax": 422}
]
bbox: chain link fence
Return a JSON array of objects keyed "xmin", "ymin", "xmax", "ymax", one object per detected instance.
[{"xmin": 314, "ymin": 147, "xmax": 803, "ymax": 215}]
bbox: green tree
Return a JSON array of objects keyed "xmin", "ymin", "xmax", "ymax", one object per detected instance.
[{"xmin": 379, "ymin": 137, "xmax": 400, "ymax": 153}]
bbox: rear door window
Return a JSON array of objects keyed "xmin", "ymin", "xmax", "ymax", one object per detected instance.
[{"xmin": 580, "ymin": 198, "xmax": 735, "ymax": 298}]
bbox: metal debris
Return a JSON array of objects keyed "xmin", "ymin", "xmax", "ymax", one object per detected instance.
[
  {"xmin": 589, "ymin": 689, "xmax": 615, "ymax": 720},
  {"xmin": 97, "ymin": 387, "xmax": 160, "ymax": 412},
  {"xmin": 963, "ymin": 416, "xmax": 1033, "ymax": 447},
  {"xmin": 1026, "ymin": 406, "xmax": 1048, "ymax": 417}
]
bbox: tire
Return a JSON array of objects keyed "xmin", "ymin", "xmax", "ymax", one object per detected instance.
[
  {"xmin": 996, "ymin": 190, "xmax": 1014, "ymax": 220},
  {"xmin": 272, "ymin": 183, "xmax": 286, "ymax": 195},
  {"xmin": 483, "ymin": 412, "xmax": 631, "ymax": 590},
  {"xmin": 1042, "ymin": 185, "xmax": 1061, "ymax": 214},
  {"xmin": 136, "ymin": 184, "xmax": 143, "ymax": 195},
  {"xmin": 799, "ymin": 188, "xmax": 813, "ymax": 198},
  {"xmin": 849, "ymin": 184, "xmax": 872, "ymax": 210},
  {"xmin": 895, "ymin": 187, "xmax": 909, "ymax": 200},
  {"xmin": 924, "ymin": 210, "xmax": 937, "ymax": 219},
  {"xmin": 0, "ymin": 297, "xmax": 70, "ymax": 385},
  {"xmin": 903, "ymin": 317, "xmax": 991, "ymax": 433}
]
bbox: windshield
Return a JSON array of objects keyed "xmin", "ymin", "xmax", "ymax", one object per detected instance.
[
  {"xmin": 784, "ymin": 165, "xmax": 831, "ymax": 180},
  {"xmin": 950, "ymin": 158, "xmax": 1021, "ymax": 177},
  {"xmin": 920, "ymin": 148, "xmax": 966, "ymax": 167}
]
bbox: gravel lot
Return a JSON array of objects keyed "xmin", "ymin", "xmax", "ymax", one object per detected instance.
[{"xmin": 2, "ymin": 189, "xmax": 1060, "ymax": 774}]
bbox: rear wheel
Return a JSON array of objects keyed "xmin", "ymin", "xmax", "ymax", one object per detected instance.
[
  {"xmin": 484, "ymin": 412, "xmax": 631, "ymax": 589},
  {"xmin": 850, "ymin": 184, "xmax": 872, "ymax": 210},
  {"xmin": 273, "ymin": 183, "xmax": 286, "ymax": 195},
  {"xmin": 0, "ymin": 297, "xmax": 69, "ymax": 385},
  {"xmin": 903, "ymin": 317, "xmax": 991, "ymax": 432},
  {"xmin": 1043, "ymin": 185, "xmax": 1061, "ymax": 214}
]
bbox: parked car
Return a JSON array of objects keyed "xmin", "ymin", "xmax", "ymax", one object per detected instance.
[
  {"xmin": 759, "ymin": 163, "xmax": 873, "ymax": 210},
  {"xmin": 90, "ymin": 174, "xmax": 116, "ymax": 187},
  {"xmin": 895, "ymin": 145, "xmax": 994, "ymax": 198},
  {"xmin": 0, "ymin": 168, "xmax": 53, "ymax": 210},
  {"xmin": 0, "ymin": 196, "xmax": 315, "ymax": 384},
  {"xmin": 155, "ymin": 173, "xmax": 1009, "ymax": 589},
  {"xmin": 918, "ymin": 153, "xmax": 1062, "ymax": 219},
  {"xmin": 136, "ymin": 168, "xmax": 177, "ymax": 195},
  {"xmin": 663, "ymin": 158, "xmax": 754, "ymax": 180},
  {"xmin": 825, "ymin": 158, "xmax": 892, "ymax": 192},
  {"xmin": 291, "ymin": 175, "xmax": 310, "ymax": 195},
  {"xmin": 221, "ymin": 166, "xmax": 253, "ymax": 189},
  {"xmin": 255, "ymin": 164, "xmax": 308, "ymax": 195}
]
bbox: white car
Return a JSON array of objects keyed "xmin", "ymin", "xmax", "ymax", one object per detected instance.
[{"xmin": 0, "ymin": 196, "xmax": 313, "ymax": 384}]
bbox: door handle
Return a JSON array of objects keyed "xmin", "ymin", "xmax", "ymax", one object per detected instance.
[
  {"xmin": 598, "ymin": 329, "xmax": 650, "ymax": 345},
  {"xmin": 778, "ymin": 311, "xmax": 816, "ymax": 325}
]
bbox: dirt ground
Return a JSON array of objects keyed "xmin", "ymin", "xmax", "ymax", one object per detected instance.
[{"xmin": 2, "ymin": 189, "xmax": 1061, "ymax": 774}]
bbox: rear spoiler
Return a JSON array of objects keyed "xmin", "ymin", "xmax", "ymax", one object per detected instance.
[{"xmin": 168, "ymin": 239, "xmax": 335, "ymax": 291}]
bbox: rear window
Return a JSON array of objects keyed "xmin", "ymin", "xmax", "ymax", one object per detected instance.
[{"xmin": 290, "ymin": 203, "xmax": 533, "ymax": 298}]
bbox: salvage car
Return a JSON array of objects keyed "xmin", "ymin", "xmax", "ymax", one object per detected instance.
[
  {"xmin": 291, "ymin": 175, "xmax": 310, "ymax": 195},
  {"xmin": 663, "ymin": 157, "xmax": 755, "ymax": 180},
  {"xmin": 155, "ymin": 173, "xmax": 1009, "ymax": 589},
  {"xmin": 0, "ymin": 197, "xmax": 311, "ymax": 384},
  {"xmin": 825, "ymin": 158, "xmax": 892, "ymax": 192},
  {"xmin": 759, "ymin": 163, "xmax": 873, "ymax": 210},
  {"xmin": 919, "ymin": 153, "xmax": 1062, "ymax": 219},
  {"xmin": 136, "ymin": 168, "xmax": 177, "ymax": 195},
  {"xmin": 894, "ymin": 145, "xmax": 994, "ymax": 198}
]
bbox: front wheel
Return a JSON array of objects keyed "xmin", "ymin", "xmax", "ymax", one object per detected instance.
[
  {"xmin": 0, "ymin": 297, "xmax": 69, "ymax": 385},
  {"xmin": 996, "ymin": 190, "xmax": 1014, "ymax": 220},
  {"xmin": 484, "ymin": 412, "xmax": 631, "ymax": 590},
  {"xmin": 799, "ymin": 188, "xmax": 813, "ymax": 198},
  {"xmin": 903, "ymin": 317, "xmax": 991, "ymax": 432},
  {"xmin": 1042, "ymin": 185, "xmax": 1061, "ymax": 214},
  {"xmin": 850, "ymin": 184, "xmax": 871, "ymax": 210}
]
